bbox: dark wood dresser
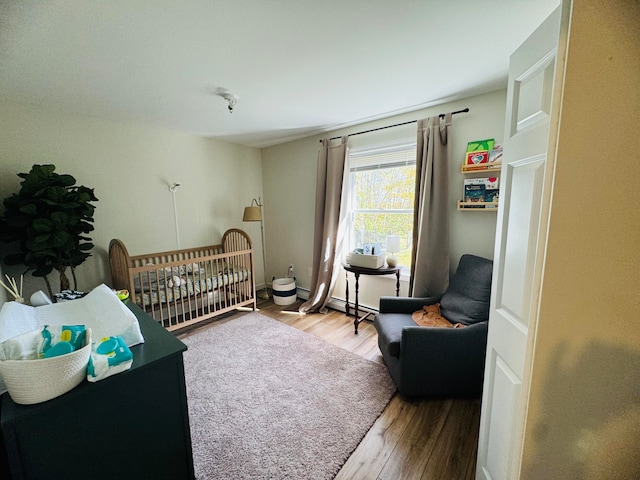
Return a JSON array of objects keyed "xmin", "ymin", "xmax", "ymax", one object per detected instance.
[{"xmin": 0, "ymin": 301, "xmax": 194, "ymax": 480}]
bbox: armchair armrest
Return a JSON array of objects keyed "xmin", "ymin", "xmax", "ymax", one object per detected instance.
[
  {"xmin": 379, "ymin": 295, "xmax": 442, "ymax": 314},
  {"xmin": 398, "ymin": 321, "xmax": 489, "ymax": 396}
]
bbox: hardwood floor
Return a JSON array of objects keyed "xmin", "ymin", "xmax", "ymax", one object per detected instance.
[{"xmin": 177, "ymin": 298, "xmax": 481, "ymax": 480}]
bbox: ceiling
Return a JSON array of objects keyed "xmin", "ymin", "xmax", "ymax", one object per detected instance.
[{"xmin": 0, "ymin": 0, "xmax": 559, "ymax": 148}]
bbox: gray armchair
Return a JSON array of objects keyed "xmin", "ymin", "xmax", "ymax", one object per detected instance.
[{"xmin": 374, "ymin": 254, "xmax": 493, "ymax": 397}]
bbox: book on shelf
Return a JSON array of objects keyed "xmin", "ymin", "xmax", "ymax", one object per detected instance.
[
  {"xmin": 466, "ymin": 139, "xmax": 495, "ymax": 153},
  {"xmin": 465, "ymin": 151, "xmax": 489, "ymax": 168},
  {"xmin": 464, "ymin": 184, "xmax": 485, "ymax": 208},
  {"xmin": 488, "ymin": 144, "xmax": 503, "ymax": 165},
  {"xmin": 463, "ymin": 177, "xmax": 499, "ymax": 208},
  {"xmin": 464, "ymin": 138, "xmax": 495, "ymax": 169}
]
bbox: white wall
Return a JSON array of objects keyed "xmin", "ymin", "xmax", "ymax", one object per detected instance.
[
  {"xmin": 0, "ymin": 99, "xmax": 263, "ymax": 300},
  {"xmin": 262, "ymin": 89, "xmax": 507, "ymax": 310}
]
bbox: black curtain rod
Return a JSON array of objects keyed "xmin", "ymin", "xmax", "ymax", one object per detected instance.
[{"xmin": 323, "ymin": 107, "xmax": 469, "ymax": 142}]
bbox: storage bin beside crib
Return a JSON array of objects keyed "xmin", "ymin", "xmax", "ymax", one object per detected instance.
[{"xmin": 272, "ymin": 277, "xmax": 297, "ymax": 306}]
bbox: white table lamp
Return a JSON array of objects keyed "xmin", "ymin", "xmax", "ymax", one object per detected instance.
[{"xmin": 386, "ymin": 235, "xmax": 401, "ymax": 267}]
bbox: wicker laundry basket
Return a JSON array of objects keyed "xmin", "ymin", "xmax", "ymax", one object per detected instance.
[{"xmin": 0, "ymin": 328, "xmax": 92, "ymax": 405}]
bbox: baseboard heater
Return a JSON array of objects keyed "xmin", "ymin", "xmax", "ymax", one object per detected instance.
[{"xmin": 295, "ymin": 287, "xmax": 379, "ymax": 316}]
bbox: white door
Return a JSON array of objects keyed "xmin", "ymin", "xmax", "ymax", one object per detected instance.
[{"xmin": 476, "ymin": 4, "xmax": 569, "ymax": 479}]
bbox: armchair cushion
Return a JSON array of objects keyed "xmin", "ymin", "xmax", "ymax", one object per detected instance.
[{"xmin": 440, "ymin": 254, "xmax": 493, "ymax": 325}]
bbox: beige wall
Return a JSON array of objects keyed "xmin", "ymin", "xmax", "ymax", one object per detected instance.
[
  {"xmin": 262, "ymin": 89, "xmax": 507, "ymax": 309},
  {"xmin": 521, "ymin": 1, "xmax": 640, "ymax": 478},
  {"xmin": 0, "ymin": 99, "xmax": 263, "ymax": 300}
]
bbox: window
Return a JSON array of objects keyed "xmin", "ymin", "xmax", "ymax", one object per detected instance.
[{"xmin": 347, "ymin": 141, "xmax": 416, "ymax": 268}]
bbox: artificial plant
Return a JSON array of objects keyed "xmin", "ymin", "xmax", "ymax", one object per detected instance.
[{"xmin": 0, "ymin": 164, "xmax": 98, "ymax": 299}]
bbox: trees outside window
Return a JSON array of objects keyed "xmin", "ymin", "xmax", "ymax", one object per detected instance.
[{"xmin": 347, "ymin": 143, "xmax": 415, "ymax": 267}]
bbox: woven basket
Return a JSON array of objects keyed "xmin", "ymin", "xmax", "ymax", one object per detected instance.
[{"xmin": 0, "ymin": 328, "xmax": 92, "ymax": 405}]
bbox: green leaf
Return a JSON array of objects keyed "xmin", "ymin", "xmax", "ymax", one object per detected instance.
[
  {"xmin": 78, "ymin": 223, "xmax": 94, "ymax": 233},
  {"xmin": 19, "ymin": 203, "xmax": 37, "ymax": 216},
  {"xmin": 26, "ymin": 239, "xmax": 49, "ymax": 251},
  {"xmin": 51, "ymin": 230, "xmax": 71, "ymax": 247},
  {"xmin": 50, "ymin": 211, "xmax": 69, "ymax": 225},
  {"xmin": 33, "ymin": 266, "xmax": 54, "ymax": 277},
  {"xmin": 34, "ymin": 233, "xmax": 52, "ymax": 243},
  {"xmin": 57, "ymin": 174, "xmax": 76, "ymax": 187},
  {"xmin": 36, "ymin": 165, "xmax": 56, "ymax": 175},
  {"xmin": 45, "ymin": 186, "xmax": 68, "ymax": 203},
  {"xmin": 32, "ymin": 218, "xmax": 54, "ymax": 232}
]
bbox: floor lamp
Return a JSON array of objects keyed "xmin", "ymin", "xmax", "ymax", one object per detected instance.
[{"xmin": 243, "ymin": 198, "xmax": 270, "ymax": 299}]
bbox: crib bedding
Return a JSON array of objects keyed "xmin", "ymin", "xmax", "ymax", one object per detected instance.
[
  {"xmin": 133, "ymin": 261, "xmax": 236, "ymax": 291},
  {"xmin": 134, "ymin": 266, "xmax": 250, "ymax": 308}
]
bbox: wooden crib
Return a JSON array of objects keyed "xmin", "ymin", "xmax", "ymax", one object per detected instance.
[{"xmin": 109, "ymin": 228, "xmax": 257, "ymax": 331}]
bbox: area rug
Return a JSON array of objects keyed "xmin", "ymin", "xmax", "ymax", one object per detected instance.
[{"xmin": 182, "ymin": 312, "xmax": 396, "ymax": 480}]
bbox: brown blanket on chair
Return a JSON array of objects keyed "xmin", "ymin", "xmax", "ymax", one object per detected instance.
[{"xmin": 411, "ymin": 303, "xmax": 466, "ymax": 328}]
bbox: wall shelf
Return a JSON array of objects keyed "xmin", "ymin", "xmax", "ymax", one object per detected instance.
[
  {"xmin": 460, "ymin": 162, "xmax": 502, "ymax": 174},
  {"xmin": 457, "ymin": 201, "xmax": 499, "ymax": 211}
]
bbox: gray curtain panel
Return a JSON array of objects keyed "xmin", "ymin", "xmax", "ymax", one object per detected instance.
[
  {"xmin": 409, "ymin": 113, "xmax": 452, "ymax": 297},
  {"xmin": 299, "ymin": 137, "xmax": 349, "ymax": 314}
]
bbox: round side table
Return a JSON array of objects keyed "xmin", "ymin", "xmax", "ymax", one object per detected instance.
[{"xmin": 342, "ymin": 262, "xmax": 401, "ymax": 334}]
